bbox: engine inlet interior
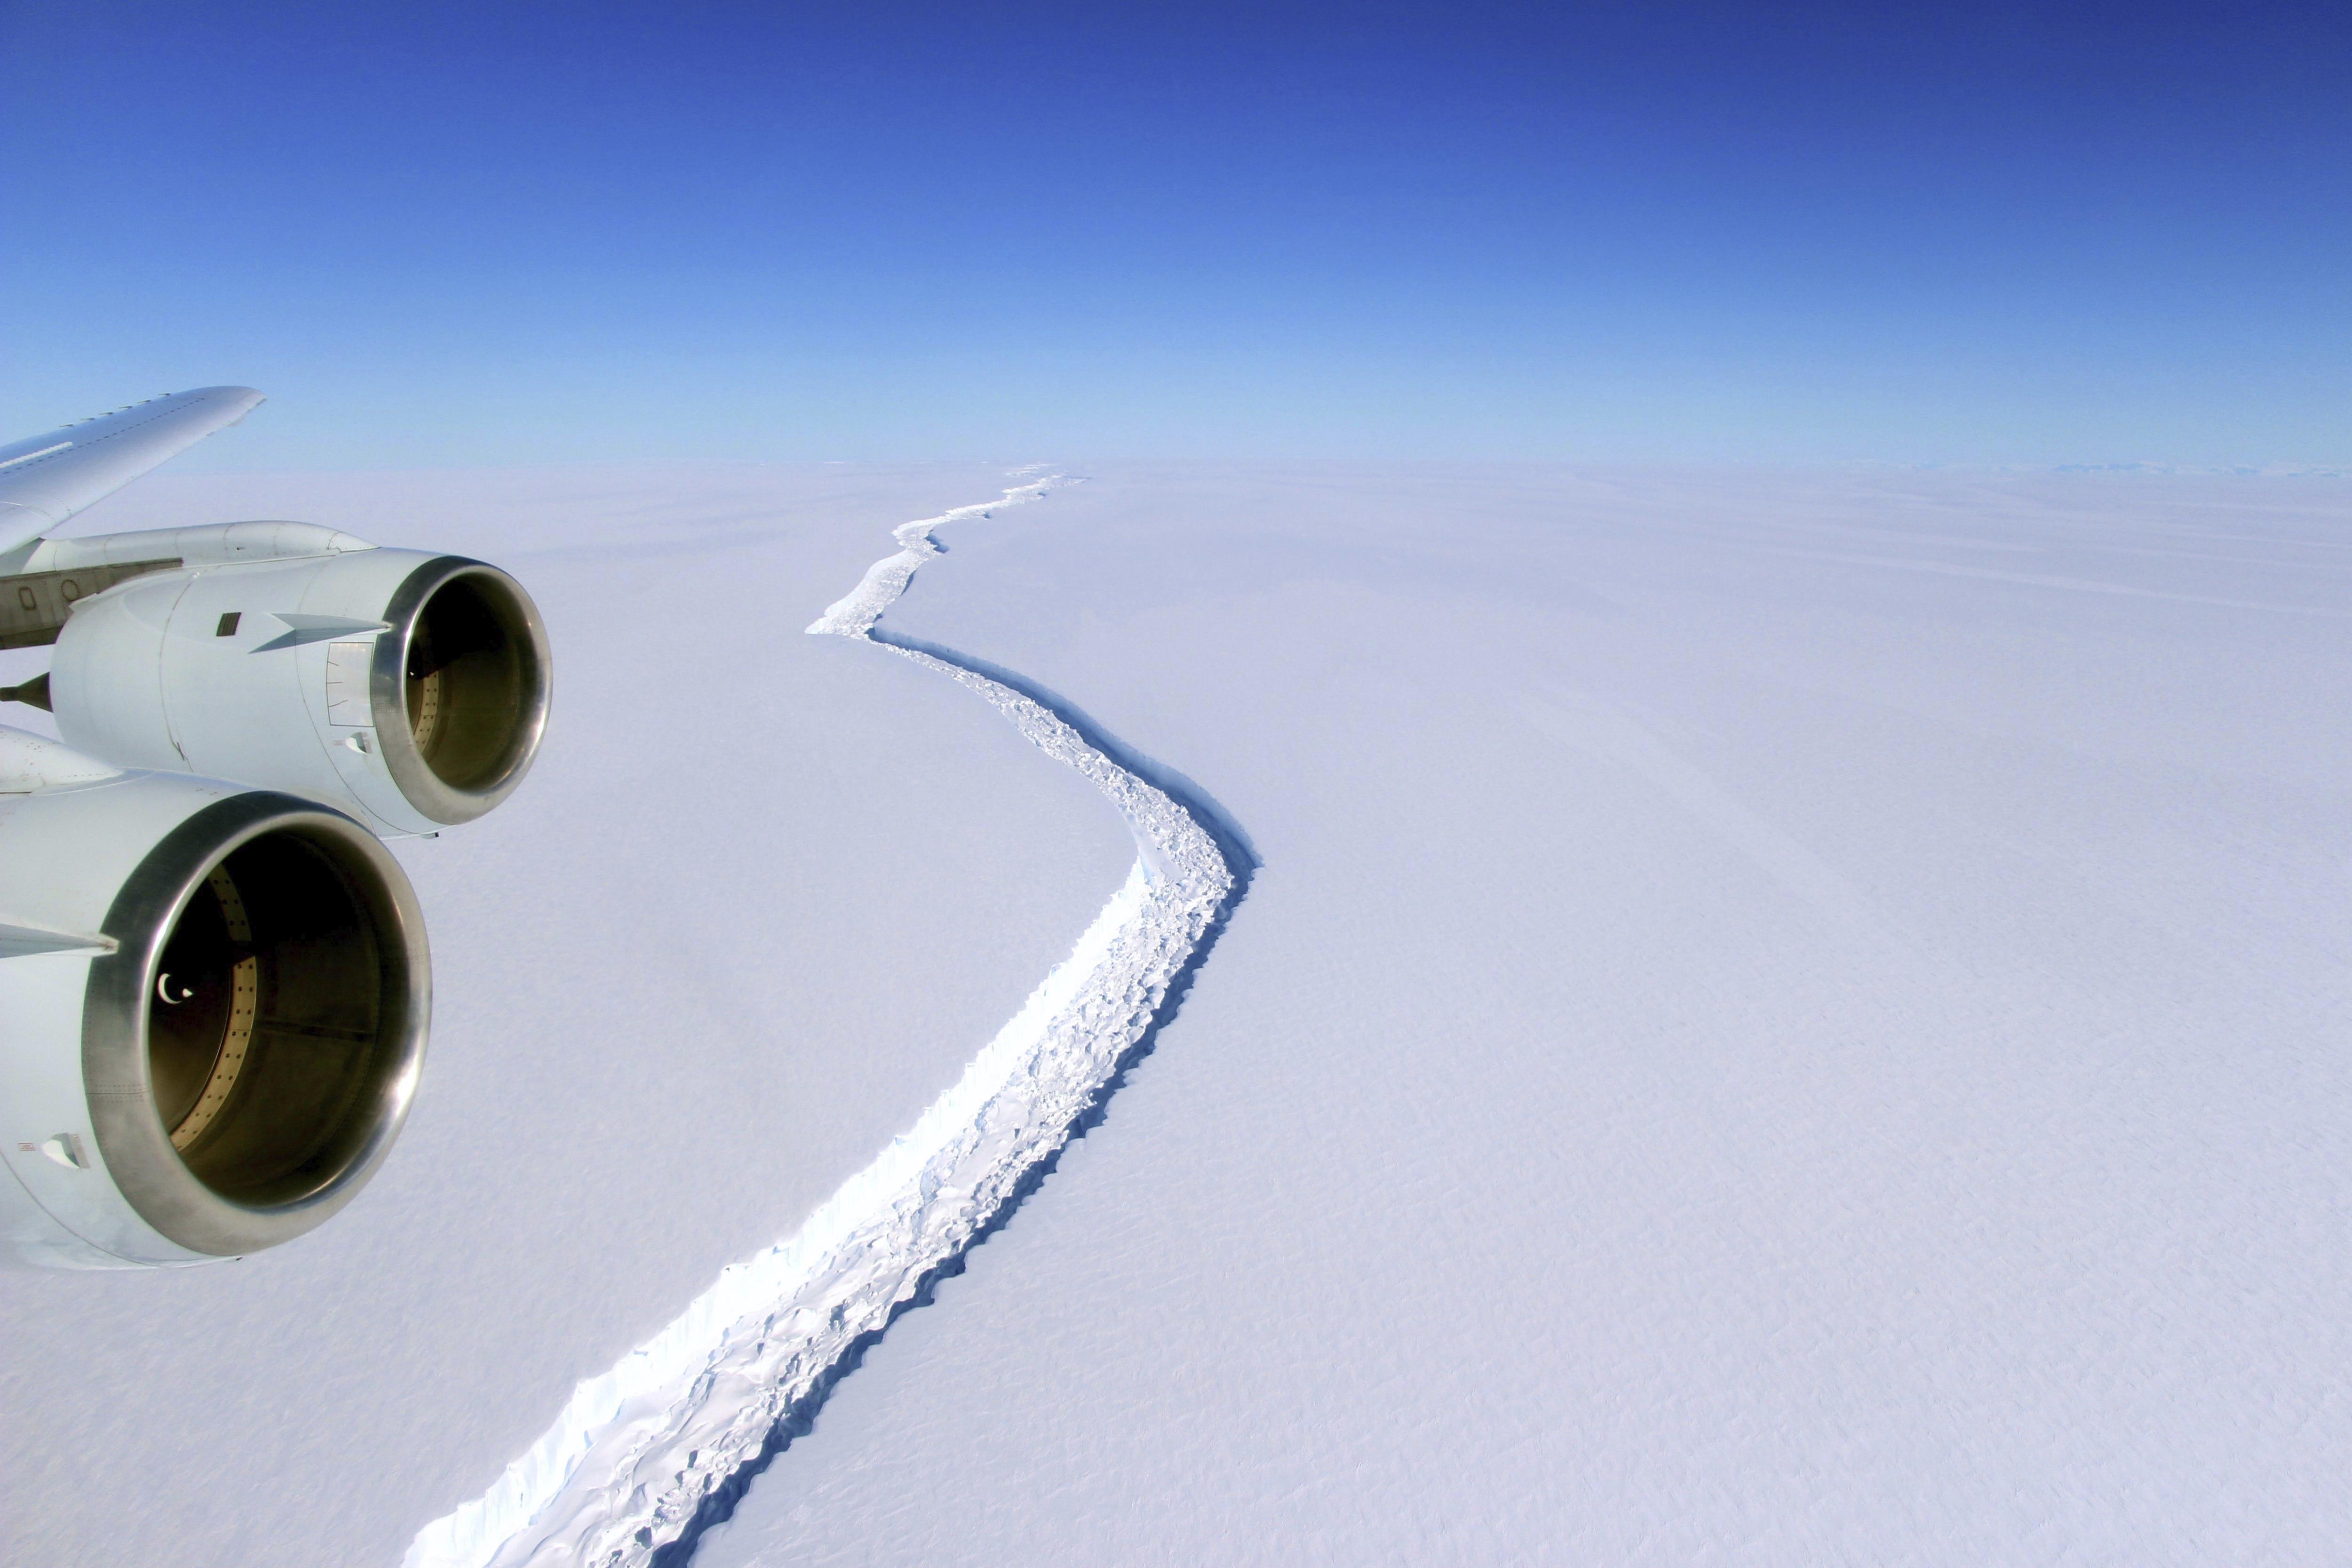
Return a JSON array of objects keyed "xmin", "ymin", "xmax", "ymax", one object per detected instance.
[
  {"xmin": 404, "ymin": 571, "xmax": 543, "ymax": 793},
  {"xmin": 146, "ymin": 826, "xmax": 418, "ymax": 1207}
]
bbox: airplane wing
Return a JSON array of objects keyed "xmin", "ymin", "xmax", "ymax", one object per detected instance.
[{"xmin": 0, "ymin": 386, "xmax": 266, "ymax": 555}]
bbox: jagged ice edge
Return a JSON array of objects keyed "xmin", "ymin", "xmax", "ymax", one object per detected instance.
[
  {"xmin": 406, "ymin": 472, "xmax": 1232, "ymax": 1568},
  {"xmin": 805, "ymin": 471, "xmax": 1056, "ymax": 638}
]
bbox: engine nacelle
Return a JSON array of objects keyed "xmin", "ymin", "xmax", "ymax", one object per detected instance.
[
  {"xmin": 50, "ymin": 544, "xmax": 552, "ymax": 837},
  {"xmin": 0, "ymin": 738, "xmax": 429, "ymax": 1269}
]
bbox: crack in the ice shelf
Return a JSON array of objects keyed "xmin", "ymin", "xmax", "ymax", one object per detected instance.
[
  {"xmin": 406, "ymin": 473, "xmax": 1251, "ymax": 1568},
  {"xmin": 869, "ymin": 628, "xmax": 1258, "ymax": 875},
  {"xmin": 648, "ymin": 849, "xmax": 1251, "ymax": 1568}
]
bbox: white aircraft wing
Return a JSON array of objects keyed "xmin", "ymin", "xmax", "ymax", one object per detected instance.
[{"xmin": 0, "ymin": 386, "xmax": 265, "ymax": 555}]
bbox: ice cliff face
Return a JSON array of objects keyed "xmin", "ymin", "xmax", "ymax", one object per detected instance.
[{"xmin": 407, "ymin": 476, "xmax": 1242, "ymax": 1568}]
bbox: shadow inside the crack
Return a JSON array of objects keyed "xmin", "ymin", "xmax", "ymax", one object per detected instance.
[{"xmin": 871, "ymin": 628, "xmax": 1261, "ymax": 875}]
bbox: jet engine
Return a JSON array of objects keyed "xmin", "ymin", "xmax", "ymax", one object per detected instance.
[
  {"xmin": 0, "ymin": 734, "xmax": 429, "ymax": 1269},
  {"xmin": 40, "ymin": 528, "xmax": 553, "ymax": 837},
  {"xmin": 0, "ymin": 390, "xmax": 542, "ymax": 1271}
]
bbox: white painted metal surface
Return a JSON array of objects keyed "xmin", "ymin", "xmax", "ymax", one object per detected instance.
[{"xmin": 0, "ymin": 389, "xmax": 264, "ymax": 556}]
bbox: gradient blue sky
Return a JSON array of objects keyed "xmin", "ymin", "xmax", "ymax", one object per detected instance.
[{"xmin": 5, "ymin": 2, "xmax": 2345, "ymax": 467}]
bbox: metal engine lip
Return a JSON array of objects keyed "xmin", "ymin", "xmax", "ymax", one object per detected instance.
[
  {"xmin": 81, "ymin": 791, "xmax": 431, "ymax": 1257},
  {"xmin": 370, "ymin": 555, "xmax": 554, "ymax": 827}
]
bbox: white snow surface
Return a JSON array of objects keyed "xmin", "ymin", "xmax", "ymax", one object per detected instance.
[
  {"xmin": 690, "ymin": 462, "xmax": 2352, "ymax": 1566},
  {"xmin": 2, "ymin": 460, "xmax": 2348, "ymax": 1565}
]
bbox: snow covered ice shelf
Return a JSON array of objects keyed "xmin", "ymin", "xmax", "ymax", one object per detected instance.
[
  {"xmin": 0, "ymin": 463, "xmax": 1136, "ymax": 1568},
  {"xmin": 3, "ymin": 459, "xmax": 2348, "ymax": 1566},
  {"xmin": 688, "ymin": 462, "xmax": 2352, "ymax": 1566}
]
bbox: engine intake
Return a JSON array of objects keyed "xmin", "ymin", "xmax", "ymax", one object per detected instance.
[
  {"xmin": 379, "ymin": 557, "xmax": 548, "ymax": 824},
  {"xmin": 0, "ymin": 766, "xmax": 429, "ymax": 1268}
]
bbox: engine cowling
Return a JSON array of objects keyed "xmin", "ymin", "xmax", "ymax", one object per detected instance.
[
  {"xmin": 0, "ymin": 737, "xmax": 429, "ymax": 1269},
  {"xmin": 50, "ymin": 545, "xmax": 552, "ymax": 836}
]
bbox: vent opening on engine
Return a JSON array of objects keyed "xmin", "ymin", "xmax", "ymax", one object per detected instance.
[
  {"xmin": 147, "ymin": 829, "xmax": 412, "ymax": 1206},
  {"xmin": 404, "ymin": 573, "xmax": 540, "ymax": 793}
]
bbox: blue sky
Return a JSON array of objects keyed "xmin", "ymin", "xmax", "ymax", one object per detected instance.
[{"xmin": 4, "ymin": 2, "xmax": 2345, "ymax": 467}]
